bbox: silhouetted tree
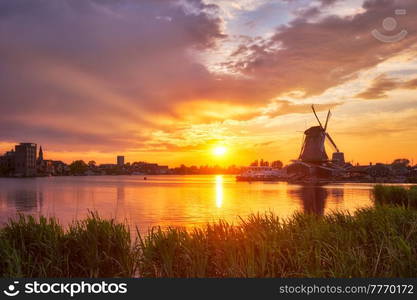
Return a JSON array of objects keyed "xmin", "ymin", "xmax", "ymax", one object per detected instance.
[
  {"xmin": 250, "ymin": 160, "xmax": 258, "ymax": 167},
  {"xmin": 271, "ymin": 160, "xmax": 283, "ymax": 169},
  {"xmin": 392, "ymin": 158, "xmax": 410, "ymax": 167},
  {"xmin": 88, "ymin": 160, "xmax": 96, "ymax": 168},
  {"xmin": 391, "ymin": 158, "xmax": 410, "ymax": 176},
  {"xmin": 69, "ymin": 160, "xmax": 88, "ymax": 175}
]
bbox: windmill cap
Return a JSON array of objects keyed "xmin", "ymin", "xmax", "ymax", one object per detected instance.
[{"xmin": 304, "ymin": 126, "xmax": 325, "ymax": 135}]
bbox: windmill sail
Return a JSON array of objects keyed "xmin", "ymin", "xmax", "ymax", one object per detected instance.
[
  {"xmin": 325, "ymin": 132, "xmax": 339, "ymax": 152},
  {"xmin": 311, "ymin": 105, "xmax": 323, "ymax": 128},
  {"xmin": 324, "ymin": 110, "xmax": 331, "ymax": 131}
]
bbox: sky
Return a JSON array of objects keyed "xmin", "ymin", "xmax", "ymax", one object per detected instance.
[{"xmin": 1, "ymin": 0, "xmax": 417, "ymax": 166}]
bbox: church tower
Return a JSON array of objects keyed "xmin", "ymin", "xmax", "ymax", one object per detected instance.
[{"xmin": 38, "ymin": 146, "xmax": 44, "ymax": 162}]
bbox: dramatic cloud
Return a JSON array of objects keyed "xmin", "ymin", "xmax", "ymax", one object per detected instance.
[
  {"xmin": 355, "ymin": 75, "xmax": 401, "ymax": 99},
  {"xmin": 0, "ymin": 0, "xmax": 224, "ymax": 146},
  {"xmin": 1, "ymin": 0, "xmax": 417, "ymax": 164},
  {"xmin": 356, "ymin": 75, "xmax": 417, "ymax": 99},
  {"xmin": 228, "ymin": 0, "xmax": 417, "ymax": 97}
]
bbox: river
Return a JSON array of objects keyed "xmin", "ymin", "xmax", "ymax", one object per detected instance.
[{"xmin": 0, "ymin": 175, "xmax": 376, "ymax": 234}]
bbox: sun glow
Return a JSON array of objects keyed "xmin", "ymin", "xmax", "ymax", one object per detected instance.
[
  {"xmin": 212, "ymin": 146, "xmax": 227, "ymax": 156},
  {"xmin": 215, "ymin": 175, "xmax": 223, "ymax": 208}
]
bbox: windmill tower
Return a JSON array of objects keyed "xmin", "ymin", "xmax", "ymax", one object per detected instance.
[{"xmin": 299, "ymin": 105, "xmax": 344, "ymax": 164}]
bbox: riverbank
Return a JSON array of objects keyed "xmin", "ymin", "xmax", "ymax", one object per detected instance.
[
  {"xmin": 2, "ymin": 173, "xmax": 417, "ymax": 184},
  {"xmin": 1, "ymin": 186, "xmax": 416, "ymax": 278}
]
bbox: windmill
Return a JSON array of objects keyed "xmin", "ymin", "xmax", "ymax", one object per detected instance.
[
  {"xmin": 299, "ymin": 105, "xmax": 344, "ymax": 164},
  {"xmin": 287, "ymin": 105, "xmax": 347, "ymax": 182}
]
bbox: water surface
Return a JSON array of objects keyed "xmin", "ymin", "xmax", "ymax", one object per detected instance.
[{"xmin": 0, "ymin": 175, "xmax": 376, "ymax": 233}]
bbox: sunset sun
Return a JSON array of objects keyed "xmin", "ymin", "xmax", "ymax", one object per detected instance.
[{"xmin": 212, "ymin": 146, "xmax": 227, "ymax": 157}]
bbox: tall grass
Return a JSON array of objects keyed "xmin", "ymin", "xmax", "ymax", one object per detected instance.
[
  {"xmin": 1, "ymin": 206, "xmax": 417, "ymax": 278},
  {"xmin": 373, "ymin": 185, "xmax": 417, "ymax": 209},
  {"xmin": 0, "ymin": 215, "xmax": 65, "ymax": 277},
  {"xmin": 137, "ymin": 208, "xmax": 417, "ymax": 277},
  {"xmin": 0, "ymin": 213, "xmax": 136, "ymax": 277}
]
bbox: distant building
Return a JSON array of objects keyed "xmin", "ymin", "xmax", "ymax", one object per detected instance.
[
  {"xmin": 159, "ymin": 165, "xmax": 169, "ymax": 173},
  {"xmin": 130, "ymin": 162, "xmax": 168, "ymax": 174},
  {"xmin": 271, "ymin": 160, "xmax": 283, "ymax": 169},
  {"xmin": 38, "ymin": 146, "xmax": 44, "ymax": 163},
  {"xmin": 36, "ymin": 146, "xmax": 55, "ymax": 176},
  {"xmin": 0, "ymin": 149, "xmax": 16, "ymax": 176},
  {"xmin": 99, "ymin": 164, "xmax": 117, "ymax": 169},
  {"xmin": 260, "ymin": 159, "xmax": 269, "ymax": 167},
  {"xmin": 250, "ymin": 160, "xmax": 259, "ymax": 167},
  {"xmin": 14, "ymin": 143, "xmax": 37, "ymax": 177},
  {"xmin": 117, "ymin": 156, "xmax": 125, "ymax": 167}
]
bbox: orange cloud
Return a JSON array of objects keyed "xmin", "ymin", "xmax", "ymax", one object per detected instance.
[{"xmin": 1, "ymin": 0, "xmax": 417, "ymax": 166}]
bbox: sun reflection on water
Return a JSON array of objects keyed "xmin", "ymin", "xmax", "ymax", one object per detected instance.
[
  {"xmin": 215, "ymin": 175, "xmax": 223, "ymax": 208},
  {"xmin": 0, "ymin": 175, "xmax": 376, "ymax": 235}
]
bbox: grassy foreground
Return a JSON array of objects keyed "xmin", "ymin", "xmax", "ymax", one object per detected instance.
[
  {"xmin": 373, "ymin": 185, "xmax": 417, "ymax": 208},
  {"xmin": 1, "ymin": 186, "xmax": 417, "ymax": 278}
]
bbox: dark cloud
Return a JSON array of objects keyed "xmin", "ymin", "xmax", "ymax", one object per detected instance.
[
  {"xmin": 402, "ymin": 78, "xmax": 417, "ymax": 89},
  {"xmin": 229, "ymin": 0, "xmax": 417, "ymax": 98},
  {"xmin": 356, "ymin": 75, "xmax": 417, "ymax": 99},
  {"xmin": 1, "ymin": 0, "xmax": 417, "ymax": 154},
  {"xmin": 0, "ymin": 0, "xmax": 224, "ymax": 149},
  {"xmin": 264, "ymin": 101, "xmax": 342, "ymax": 119},
  {"xmin": 0, "ymin": 119, "xmax": 149, "ymax": 152},
  {"xmin": 355, "ymin": 75, "xmax": 400, "ymax": 99}
]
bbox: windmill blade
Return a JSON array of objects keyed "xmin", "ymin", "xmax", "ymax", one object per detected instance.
[
  {"xmin": 311, "ymin": 105, "xmax": 324, "ymax": 129},
  {"xmin": 298, "ymin": 134, "xmax": 306, "ymax": 159},
  {"xmin": 324, "ymin": 110, "xmax": 331, "ymax": 132},
  {"xmin": 326, "ymin": 132, "xmax": 340, "ymax": 152}
]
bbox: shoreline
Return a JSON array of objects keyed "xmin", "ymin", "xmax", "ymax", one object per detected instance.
[
  {"xmin": 1, "ymin": 185, "xmax": 416, "ymax": 278},
  {"xmin": 1, "ymin": 205, "xmax": 416, "ymax": 278},
  {"xmin": 0, "ymin": 173, "xmax": 415, "ymax": 184}
]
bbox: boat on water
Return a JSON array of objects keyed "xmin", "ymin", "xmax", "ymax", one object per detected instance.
[{"xmin": 236, "ymin": 166, "xmax": 286, "ymax": 182}]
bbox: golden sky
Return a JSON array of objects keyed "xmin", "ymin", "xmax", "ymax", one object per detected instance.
[{"xmin": 1, "ymin": 0, "xmax": 417, "ymax": 166}]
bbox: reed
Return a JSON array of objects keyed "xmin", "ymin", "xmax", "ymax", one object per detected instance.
[
  {"xmin": 137, "ymin": 207, "xmax": 417, "ymax": 278},
  {"xmin": 373, "ymin": 185, "xmax": 417, "ymax": 208},
  {"xmin": 1, "ymin": 206, "xmax": 417, "ymax": 278},
  {"xmin": 65, "ymin": 212, "xmax": 137, "ymax": 277},
  {"xmin": 408, "ymin": 186, "xmax": 417, "ymax": 209},
  {"xmin": 0, "ymin": 215, "xmax": 65, "ymax": 277},
  {"xmin": 0, "ymin": 213, "xmax": 136, "ymax": 277}
]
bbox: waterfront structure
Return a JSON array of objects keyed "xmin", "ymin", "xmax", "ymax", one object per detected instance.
[
  {"xmin": 130, "ymin": 162, "xmax": 169, "ymax": 174},
  {"xmin": 282, "ymin": 106, "xmax": 410, "ymax": 183},
  {"xmin": 38, "ymin": 146, "xmax": 44, "ymax": 163},
  {"xmin": 286, "ymin": 106, "xmax": 348, "ymax": 181},
  {"xmin": 117, "ymin": 156, "xmax": 125, "ymax": 167},
  {"xmin": 14, "ymin": 143, "xmax": 37, "ymax": 177},
  {"xmin": 36, "ymin": 146, "xmax": 55, "ymax": 176},
  {"xmin": 299, "ymin": 106, "xmax": 341, "ymax": 163},
  {"xmin": 0, "ymin": 149, "xmax": 16, "ymax": 176},
  {"xmin": 236, "ymin": 166, "xmax": 286, "ymax": 181},
  {"xmin": 100, "ymin": 164, "xmax": 117, "ymax": 169},
  {"xmin": 52, "ymin": 161, "xmax": 69, "ymax": 175},
  {"xmin": 0, "ymin": 143, "xmax": 70, "ymax": 177}
]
